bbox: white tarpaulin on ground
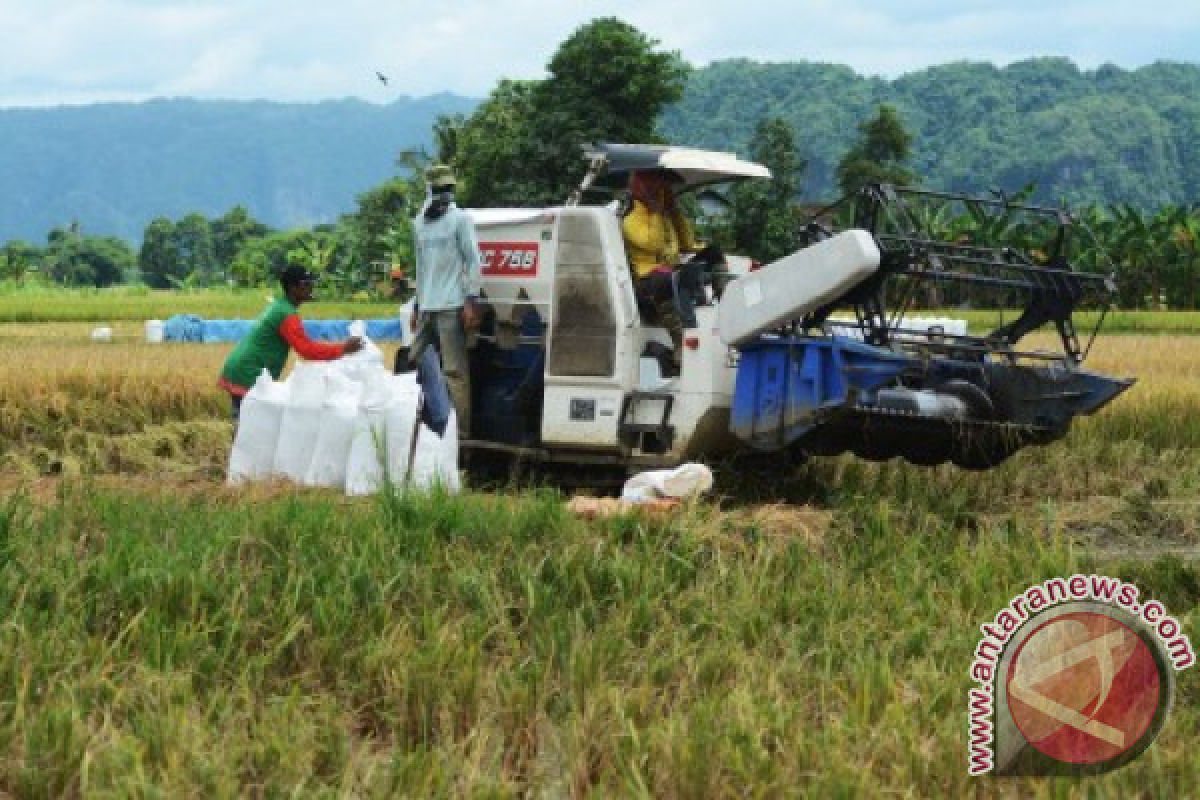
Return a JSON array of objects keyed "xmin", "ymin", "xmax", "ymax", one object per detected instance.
[{"xmin": 228, "ymin": 338, "xmax": 459, "ymax": 495}]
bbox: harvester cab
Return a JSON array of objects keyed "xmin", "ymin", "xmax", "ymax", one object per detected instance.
[{"xmin": 459, "ymin": 143, "xmax": 1132, "ymax": 481}]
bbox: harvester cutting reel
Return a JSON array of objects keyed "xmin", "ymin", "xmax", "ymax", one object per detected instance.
[{"xmin": 731, "ymin": 184, "xmax": 1133, "ymax": 469}]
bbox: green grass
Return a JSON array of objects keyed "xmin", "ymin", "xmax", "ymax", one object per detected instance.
[
  {"xmin": 1, "ymin": 288, "xmax": 1197, "ymax": 795},
  {"xmin": 2, "ymin": 286, "xmax": 1200, "ymax": 333},
  {"xmin": 0, "ymin": 484, "xmax": 1194, "ymax": 797},
  {"xmin": 951, "ymin": 309, "xmax": 1200, "ymax": 335},
  {"xmin": 0, "ymin": 286, "xmax": 397, "ymax": 322}
]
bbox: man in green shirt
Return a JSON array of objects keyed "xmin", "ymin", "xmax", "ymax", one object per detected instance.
[{"xmin": 219, "ymin": 265, "xmax": 363, "ymax": 418}]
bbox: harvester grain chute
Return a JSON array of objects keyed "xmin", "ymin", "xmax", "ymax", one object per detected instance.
[{"xmin": 456, "ymin": 144, "xmax": 1132, "ymax": 482}]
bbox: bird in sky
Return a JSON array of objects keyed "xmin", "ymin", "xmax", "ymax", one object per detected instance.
[{"xmin": 376, "ymin": 71, "xmax": 389, "ymax": 86}]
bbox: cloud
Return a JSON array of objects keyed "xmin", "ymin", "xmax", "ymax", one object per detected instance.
[
  {"xmin": 649, "ymin": 0, "xmax": 1200, "ymax": 76},
  {"xmin": 0, "ymin": 0, "xmax": 1196, "ymax": 107}
]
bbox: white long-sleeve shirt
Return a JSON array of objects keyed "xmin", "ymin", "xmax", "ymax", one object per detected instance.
[{"xmin": 413, "ymin": 204, "xmax": 481, "ymax": 312}]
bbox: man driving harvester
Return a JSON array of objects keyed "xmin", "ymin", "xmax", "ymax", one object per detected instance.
[
  {"xmin": 218, "ymin": 265, "xmax": 363, "ymax": 420},
  {"xmin": 621, "ymin": 168, "xmax": 720, "ymax": 376}
]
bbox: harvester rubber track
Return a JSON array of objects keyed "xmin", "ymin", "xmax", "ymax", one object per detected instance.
[{"xmin": 799, "ymin": 405, "xmax": 1062, "ymax": 470}]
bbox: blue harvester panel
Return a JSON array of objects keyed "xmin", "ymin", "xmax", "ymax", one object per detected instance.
[{"xmin": 731, "ymin": 336, "xmax": 912, "ymax": 450}]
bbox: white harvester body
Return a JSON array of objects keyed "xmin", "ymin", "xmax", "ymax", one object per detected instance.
[
  {"xmin": 452, "ymin": 143, "xmax": 1126, "ymax": 476},
  {"xmin": 464, "ymin": 148, "xmax": 881, "ymax": 468}
]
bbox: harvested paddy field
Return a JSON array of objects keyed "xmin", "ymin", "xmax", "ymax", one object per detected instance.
[{"xmin": 1, "ymin": 310, "xmax": 1197, "ymax": 797}]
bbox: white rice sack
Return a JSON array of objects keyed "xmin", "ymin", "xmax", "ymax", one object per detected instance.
[
  {"xmin": 272, "ymin": 362, "xmax": 329, "ymax": 482},
  {"xmin": 334, "ymin": 321, "xmax": 385, "ymax": 383},
  {"xmin": 893, "ymin": 316, "xmax": 970, "ymax": 342},
  {"xmin": 228, "ymin": 370, "xmax": 291, "ymax": 484},
  {"xmin": 622, "ymin": 462, "xmax": 713, "ymax": 502},
  {"xmin": 304, "ymin": 371, "xmax": 364, "ymax": 489},
  {"xmin": 335, "ymin": 341, "xmax": 384, "ymax": 382},
  {"xmin": 345, "ymin": 371, "xmax": 422, "ymax": 496},
  {"xmin": 923, "ymin": 317, "xmax": 968, "ymax": 337},
  {"xmin": 410, "ymin": 410, "xmax": 461, "ymax": 492}
]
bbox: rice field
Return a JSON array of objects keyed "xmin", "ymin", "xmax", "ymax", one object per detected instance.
[
  {"xmin": 0, "ymin": 297, "xmax": 1197, "ymax": 797},
  {"xmin": 0, "ymin": 285, "xmax": 397, "ymax": 323}
]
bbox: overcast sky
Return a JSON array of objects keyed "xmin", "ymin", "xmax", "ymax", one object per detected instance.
[{"xmin": 2, "ymin": 0, "xmax": 1197, "ymax": 108}]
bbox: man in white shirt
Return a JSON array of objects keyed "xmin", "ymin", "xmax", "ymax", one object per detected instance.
[{"xmin": 411, "ymin": 164, "xmax": 482, "ymax": 435}]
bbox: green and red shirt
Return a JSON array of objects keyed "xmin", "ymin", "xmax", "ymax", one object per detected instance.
[{"xmin": 218, "ymin": 297, "xmax": 346, "ymax": 395}]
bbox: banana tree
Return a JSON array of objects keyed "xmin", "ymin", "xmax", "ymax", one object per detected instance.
[
  {"xmin": 1163, "ymin": 206, "xmax": 1200, "ymax": 309},
  {"xmin": 1109, "ymin": 205, "xmax": 1157, "ymax": 308}
]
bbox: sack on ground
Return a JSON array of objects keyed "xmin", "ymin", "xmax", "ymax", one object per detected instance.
[
  {"xmin": 272, "ymin": 361, "xmax": 329, "ymax": 482},
  {"xmin": 304, "ymin": 371, "xmax": 364, "ymax": 488},
  {"xmin": 228, "ymin": 370, "xmax": 291, "ymax": 484},
  {"xmin": 344, "ymin": 373, "xmax": 422, "ymax": 496},
  {"xmin": 229, "ymin": 354, "xmax": 455, "ymax": 495},
  {"xmin": 622, "ymin": 462, "xmax": 713, "ymax": 502},
  {"xmin": 411, "ymin": 410, "xmax": 460, "ymax": 491}
]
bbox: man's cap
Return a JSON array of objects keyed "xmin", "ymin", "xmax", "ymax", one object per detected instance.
[
  {"xmin": 389, "ymin": 266, "xmax": 406, "ymax": 279},
  {"xmin": 279, "ymin": 265, "xmax": 318, "ymax": 288},
  {"xmin": 426, "ymin": 164, "xmax": 457, "ymax": 188}
]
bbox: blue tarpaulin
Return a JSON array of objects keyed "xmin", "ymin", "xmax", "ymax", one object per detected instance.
[
  {"xmin": 203, "ymin": 319, "xmax": 256, "ymax": 342},
  {"xmin": 163, "ymin": 314, "xmax": 205, "ymax": 342},
  {"xmin": 162, "ymin": 315, "xmax": 405, "ymax": 343},
  {"xmin": 301, "ymin": 319, "xmax": 404, "ymax": 342}
]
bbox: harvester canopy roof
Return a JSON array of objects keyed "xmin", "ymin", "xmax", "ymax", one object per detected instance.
[{"xmin": 584, "ymin": 143, "xmax": 772, "ymax": 192}]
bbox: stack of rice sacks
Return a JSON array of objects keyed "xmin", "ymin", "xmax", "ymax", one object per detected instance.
[{"xmin": 227, "ymin": 335, "xmax": 459, "ymax": 494}]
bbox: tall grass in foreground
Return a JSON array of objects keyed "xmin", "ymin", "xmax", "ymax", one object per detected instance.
[
  {"xmin": 0, "ymin": 484, "xmax": 1194, "ymax": 797},
  {"xmin": 0, "ymin": 319, "xmax": 1197, "ymax": 795}
]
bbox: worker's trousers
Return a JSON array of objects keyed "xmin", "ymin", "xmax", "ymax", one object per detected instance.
[
  {"xmin": 411, "ymin": 309, "xmax": 471, "ymax": 436},
  {"xmin": 635, "ymin": 272, "xmax": 685, "ymax": 364}
]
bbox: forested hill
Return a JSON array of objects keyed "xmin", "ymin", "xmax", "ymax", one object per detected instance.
[
  {"xmin": 0, "ymin": 94, "xmax": 476, "ymax": 242},
  {"xmin": 660, "ymin": 58, "xmax": 1200, "ymax": 208},
  {"xmin": 4, "ymin": 58, "xmax": 1199, "ymax": 243}
]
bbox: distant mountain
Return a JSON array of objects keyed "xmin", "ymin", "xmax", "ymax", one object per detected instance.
[
  {"xmin": 660, "ymin": 58, "xmax": 1200, "ymax": 208},
  {"xmin": 0, "ymin": 94, "xmax": 478, "ymax": 242},
  {"xmin": 3, "ymin": 58, "xmax": 1198, "ymax": 245}
]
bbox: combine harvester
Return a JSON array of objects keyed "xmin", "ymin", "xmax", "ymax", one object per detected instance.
[{"xmin": 458, "ymin": 143, "xmax": 1132, "ymax": 482}]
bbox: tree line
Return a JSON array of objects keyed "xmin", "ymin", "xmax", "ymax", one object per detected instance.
[
  {"xmin": 0, "ymin": 174, "xmax": 423, "ymax": 298},
  {"xmin": 1, "ymin": 18, "xmax": 1197, "ymax": 310}
]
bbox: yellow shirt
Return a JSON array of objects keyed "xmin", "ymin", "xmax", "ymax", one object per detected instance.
[{"xmin": 621, "ymin": 200, "xmax": 698, "ymax": 278}]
